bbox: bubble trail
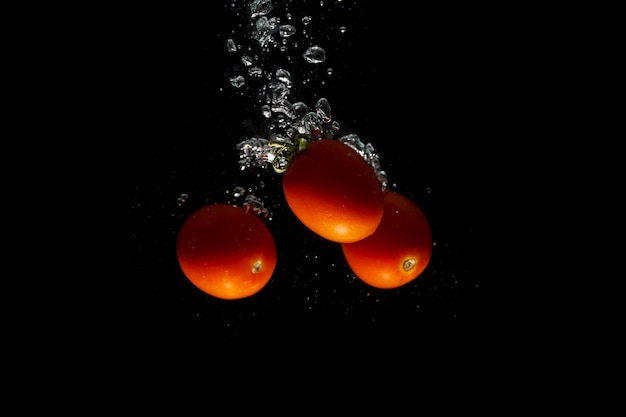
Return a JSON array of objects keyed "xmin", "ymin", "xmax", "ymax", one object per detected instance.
[{"xmin": 228, "ymin": 0, "xmax": 388, "ymax": 190}]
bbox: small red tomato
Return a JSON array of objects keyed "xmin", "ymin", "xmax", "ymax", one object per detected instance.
[
  {"xmin": 176, "ymin": 204, "xmax": 277, "ymax": 300},
  {"xmin": 341, "ymin": 191, "xmax": 432, "ymax": 289},
  {"xmin": 282, "ymin": 139, "xmax": 385, "ymax": 243}
]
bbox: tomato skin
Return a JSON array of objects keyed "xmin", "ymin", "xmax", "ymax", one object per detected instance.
[
  {"xmin": 176, "ymin": 204, "xmax": 277, "ymax": 300},
  {"xmin": 341, "ymin": 191, "xmax": 432, "ymax": 289},
  {"xmin": 282, "ymin": 139, "xmax": 385, "ymax": 243}
]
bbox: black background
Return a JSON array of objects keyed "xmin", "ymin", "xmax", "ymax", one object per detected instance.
[{"xmin": 125, "ymin": 1, "xmax": 540, "ymax": 348}]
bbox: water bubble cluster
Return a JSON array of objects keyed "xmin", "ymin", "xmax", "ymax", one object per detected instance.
[
  {"xmin": 250, "ymin": 0, "xmax": 273, "ymax": 19},
  {"xmin": 339, "ymin": 134, "xmax": 388, "ymax": 191},
  {"xmin": 231, "ymin": 184, "xmax": 271, "ymax": 219},
  {"xmin": 176, "ymin": 193, "xmax": 189, "ymax": 206},
  {"xmin": 230, "ymin": 0, "xmax": 387, "ymax": 189},
  {"xmin": 226, "ymin": 0, "xmax": 327, "ymax": 104},
  {"xmin": 243, "ymin": 194, "xmax": 271, "ymax": 219}
]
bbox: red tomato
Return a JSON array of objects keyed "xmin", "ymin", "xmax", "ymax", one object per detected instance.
[
  {"xmin": 341, "ymin": 191, "xmax": 432, "ymax": 289},
  {"xmin": 282, "ymin": 139, "xmax": 385, "ymax": 243},
  {"xmin": 176, "ymin": 204, "xmax": 277, "ymax": 300}
]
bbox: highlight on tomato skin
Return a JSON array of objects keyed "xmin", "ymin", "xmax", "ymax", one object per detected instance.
[
  {"xmin": 282, "ymin": 139, "xmax": 385, "ymax": 243},
  {"xmin": 176, "ymin": 204, "xmax": 277, "ymax": 300},
  {"xmin": 341, "ymin": 191, "xmax": 433, "ymax": 289}
]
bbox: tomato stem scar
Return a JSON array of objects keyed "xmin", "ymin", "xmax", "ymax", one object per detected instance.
[{"xmin": 403, "ymin": 258, "xmax": 416, "ymax": 272}]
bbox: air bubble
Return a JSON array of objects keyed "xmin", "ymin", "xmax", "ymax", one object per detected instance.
[
  {"xmin": 279, "ymin": 24, "xmax": 296, "ymax": 38},
  {"xmin": 275, "ymin": 68, "xmax": 292, "ymax": 85},
  {"xmin": 230, "ymin": 75, "xmax": 246, "ymax": 88},
  {"xmin": 226, "ymin": 38, "xmax": 237, "ymax": 52},
  {"xmin": 243, "ymin": 194, "xmax": 271, "ymax": 219},
  {"xmin": 177, "ymin": 193, "xmax": 189, "ymax": 206},
  {"xmin": 232, "ymin": 186, "xmax": 246, "ymax": 197},
  {"xmin": 248, "ymin": 66, "xmax": 263, "ymax": 77},
  {"xmin": 303, "ymin": 45, "xmax": 326, "ymax": 64},
  {"xmin": 241, "ymin": 54, "xmax": 253, "ymax": 66}
]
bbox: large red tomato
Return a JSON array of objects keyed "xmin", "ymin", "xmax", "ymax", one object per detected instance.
[
  {"xmin": 282, "ymin": 139, "xmax": 385, "ymax": 243},
  {"xmin": 341, "ymin": 191, "xmax": 432, "ymax": 289},
  {"xmin": 176, "ymin": 204, "xmax": 277, "ymax": 300}
]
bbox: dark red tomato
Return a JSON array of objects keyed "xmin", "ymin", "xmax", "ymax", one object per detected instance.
[
  {"xmin": 282, "ymin": 139, "xmax": 385, "ymax": 243},
  {"xmin": 176, "ymin": 204, "xmax": 277, "ymax": 300},
  {"xmin": 341, "ymin": 191, "xmax": 432, "ymax": 289}
]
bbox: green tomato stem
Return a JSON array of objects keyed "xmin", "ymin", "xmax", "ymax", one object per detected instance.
[{"xmin": 269, "ymin": 133, "xmax": 312, "ymax": 173}]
